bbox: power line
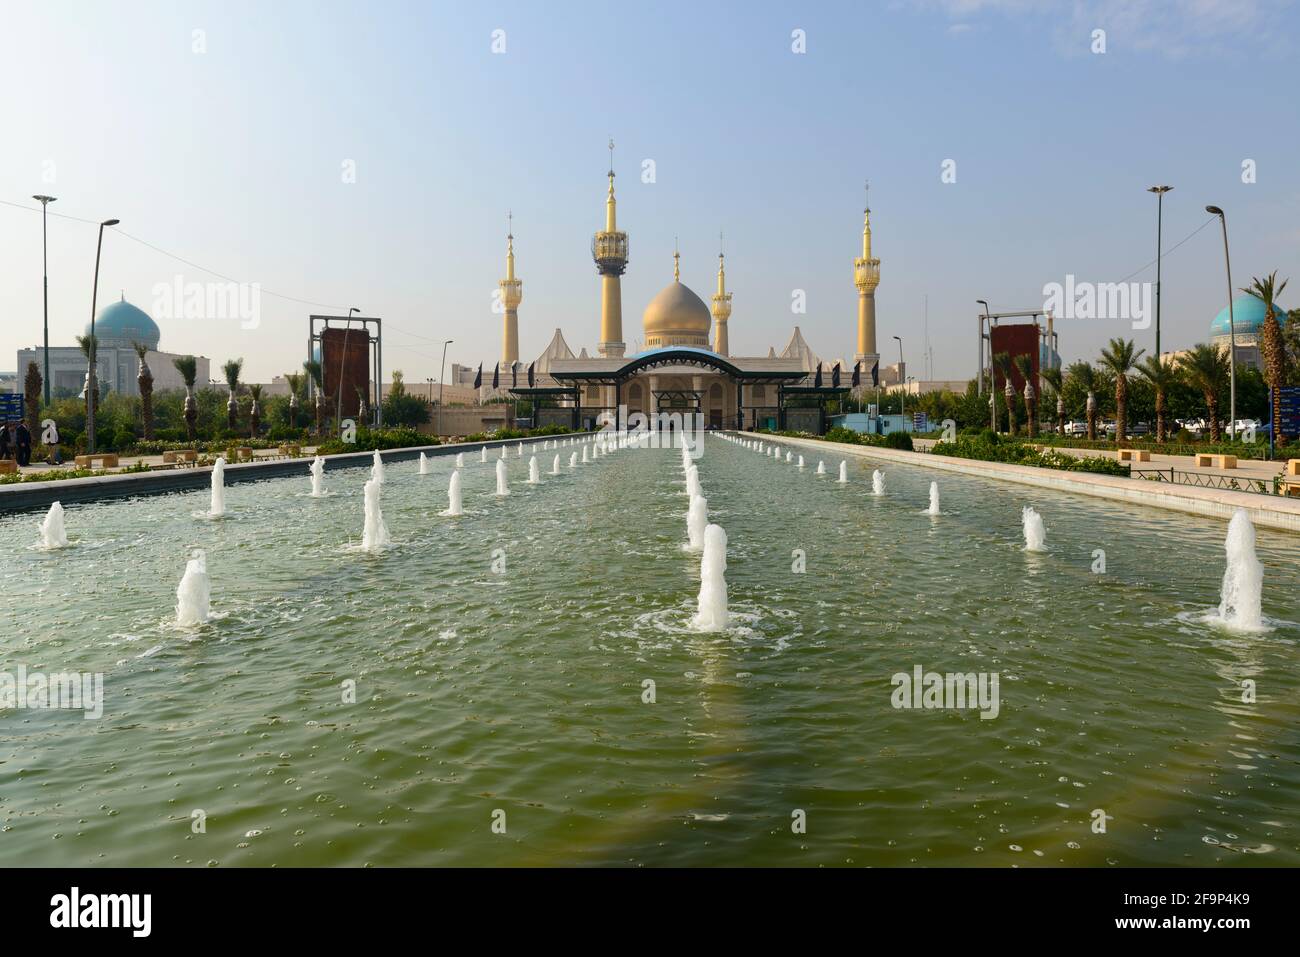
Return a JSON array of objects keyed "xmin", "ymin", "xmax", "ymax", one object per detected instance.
[{"xmin": 1115, "ymin": 215, "xmax": 1217, "ymax": 284}]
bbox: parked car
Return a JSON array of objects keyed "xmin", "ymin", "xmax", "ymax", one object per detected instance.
[{"xmin": 1064, "ymin": 421, "xmax": 1088, "ymax": 436}]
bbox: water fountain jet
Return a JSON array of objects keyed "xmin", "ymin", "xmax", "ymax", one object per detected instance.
[
  {"xmin": 176, "ymin": 549, "xmax": 211, "ymax": 626},
  {"xmin": 1217, "ymin": 509, "xmax": 1264, "ymax": 629},
  {"xmin": 209, "ymin": 457, "xmax": 227, "ymax": 516},
  {"xmin": 309, "ymin": 456, "xmax": 327, "ymax": 497},
  {"xmin": 39, "ymin": 502, "xmax": 68, "ymax": 548},
  {"xmin": 692, "ymin": 524, "xmax": 729, "ymax": 631},
  {"xmin": 440, "ymin": 469, "xmax": 463, "ymax": 516},
  {"xmin": 925, "ymin": 482, "xmax": 941, "ymax": 516},
  {"xmin": 1022, "ymin": 506, "xmax": 1046, "ymax": 551},
  {"xmin": 361, "ymin": 478, "xmax": 391, "ymax": 552}
]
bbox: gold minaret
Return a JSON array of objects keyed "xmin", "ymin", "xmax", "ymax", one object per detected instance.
[
  {"xmin": 711, "ymin": 233, "xmax": 732, "ymax": 356},
  {"xmin": 499, "ymin": 212, "xmax": 522, "ymax": 366},
  {"xmin": 592, "ymin": 139, "xmax": 629, "ymax": 358},
  {"xmin": 854, "ymin": 182, "xmax": 881, "ymax": 362}
]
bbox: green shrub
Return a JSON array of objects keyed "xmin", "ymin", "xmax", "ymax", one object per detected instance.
[
  {"xmin": 884, "ymin": 430, "xmax": 914, "ymax": 451},
  {"xmin": 316, "ymin": 426, "xmax": 436, "ymax": 454},
  {"xmin": 931, "ymin": 437, "xmax": 1131, "ymax": 476}
]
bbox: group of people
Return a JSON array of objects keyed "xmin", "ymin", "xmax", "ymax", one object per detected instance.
[{"xmin": 0, "ymin": 420, "xmax": 33, "ymax": 466}]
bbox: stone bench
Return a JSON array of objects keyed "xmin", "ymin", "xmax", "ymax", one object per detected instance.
[
  {"xmin": 1287, "ymin": 459, "xmax": 1300, "ymax": 477},
  {"xmin": 1195, "ymin": 453, "xmax": 1236, "ymax": 469},
  {"xmin": 1117, "ymin": 449, "xmax": 1151, "ymax": 463},
  {"xmin": 235, "ymin": 446, "xmax": 254, "ymax": 461},
  {"xmin": 277, "ymin": 444, "xmax": 301, "ymax": 457},
  {"xmin": 162, "ymin": 450, "xmax": 198, "ymax": 465},
  {"xmin": 0, "ymin": 459, "xmax": 16, "ymax": 474},
  {"xmin": 74, "ymin": 453, "xmax": 119, "ymax": 469}
]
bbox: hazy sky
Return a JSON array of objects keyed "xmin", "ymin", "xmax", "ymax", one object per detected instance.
[{"xmin": 2, "ymin": 0, "xmax": 1296, "ymax": 383}]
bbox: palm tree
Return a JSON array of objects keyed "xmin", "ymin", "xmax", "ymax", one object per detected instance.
[
  {"xmin": 285, "ymin": 372, "xmax": 303, "ymax": 429},
  {"xmin": 1068, "ymin": 360, "xmax": 1101, "ymax": 441},
  {"xmin": 1041, "ymin": 366, "xmax": 1065, "ymax": 435},
  {"xmin": 1098, "ymin": 338, "xmax": 1143, "ymax": 443},
  {"xmin": 172, "ymin": 355, "xmax": 199, "ymax": 445},
  {"xmin": 133, "ymin": 341, "xmax": 155, "ymax": 440},
  {"xmin": 222, "ymin": 358, "xmax": 244, "ymax": 431},
  {"xmin": 993, "ymin": 352, "xmax": 1015, "ymax": 434},
  {"xmin": 1012, "ymin": 354, "xmax": 1037, "ymax": 437},
  {"xmin": 1242, "ymin": 271, "xmax": 1289, "ymax": 443},
  {"xmin": 248, "ymin": 384, "xmax": 263, "ymax": 437},
  {"xmin": 75, "ymin": 333, "xmax": 99, "ymax": 420},
  {"xmin": 303, "ymin": 359, "xmax": 324, "ymax": 436},
  {"xmin": 1178, "ymin": 344, "xmax": 1229, "ymax": 442},
  {"xmin": 1136, "ymin": 355, "xmax": 1177, "ymax": 444}
]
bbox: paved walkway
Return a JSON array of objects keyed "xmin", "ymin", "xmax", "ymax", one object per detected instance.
[
  {"xmin": 912, "ymin": 438, "xmax": 1289, "ymax": 486},
  {"xmin": 5, "ymin": 445, "xmax": 320, "ymax": 476}
]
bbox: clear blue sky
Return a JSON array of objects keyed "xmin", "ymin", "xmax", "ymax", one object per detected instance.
[{"xmin": 2, "ymin": 0, "xmax": 1296, "ymax": 383}]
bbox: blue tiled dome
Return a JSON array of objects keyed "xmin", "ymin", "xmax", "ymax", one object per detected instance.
[
  {"xmin": 1210, "ymin": 294, "xmax": 1287, "ymax": 338},
  {"xmin": 86, "ymin": 297, "xmax": 161, "ymax": 350}
]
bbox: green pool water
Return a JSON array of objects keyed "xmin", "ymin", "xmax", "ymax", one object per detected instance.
[{"xmin": 2, "ymin": 435, "xmax": 1297, "ymax": 866}]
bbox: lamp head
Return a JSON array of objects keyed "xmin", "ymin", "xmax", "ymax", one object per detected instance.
[
  {"xmin": 101, "ymin": 218, "xmax": 120, "ymax": 227},
  {"xmin": 1206, "ymin": 205, "xmax": 1224, "ymax": 216}
]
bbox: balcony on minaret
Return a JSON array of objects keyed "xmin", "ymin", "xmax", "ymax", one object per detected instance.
[
  {"xmin": 854, "ymin": 256, "xmax": 880, "ymax": 292},
  {"xmin": 499, "ymin": 277, "xmax": 522, "ymax": 310},
  {"xmin": 711, "ymin": 290, "xmax": 732, "ymax": 322},
  {"xmin": 592, "ymin": 231, "xmax": 629, "ymax": 275}
]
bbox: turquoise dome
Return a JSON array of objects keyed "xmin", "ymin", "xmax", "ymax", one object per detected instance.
[
  {"xmin": 1210, "ymin": 294, "xmax": 1287, "ymax": 338},
  {"xmin": 86, "ymin": 298, "xmax": 161, "ymax": 350}
]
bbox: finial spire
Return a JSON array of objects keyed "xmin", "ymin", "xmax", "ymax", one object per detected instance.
[
  {"xmin": 505, "ymin": 211, "xmax": 516, "ymax": 281},
  {"xmin": 604, "ymin": 140, "xmax": 617, "ymax": 230},
  {"xmin": 864, "ymin": 178, "xmax": 870, "ymax": 212},
  {"xmin": 673, "ymin": 239, "xmax": 680, "ymax": 282}
]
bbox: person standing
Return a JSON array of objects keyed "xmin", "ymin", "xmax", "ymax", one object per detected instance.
[
  {"xmin": 0, "ymin": 422, "xmax": 11, "ymax": 461},
  {"xmin": 15, "ymin": 420, "xmax": 32, "ymax": 467}
]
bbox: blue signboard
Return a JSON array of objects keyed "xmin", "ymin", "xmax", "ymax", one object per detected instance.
[
  {"xmin": 0, "ymin": 393, "xmax": 24, "ymax": 422},
  {"xmin": 1278, "ymin": 386, "xmax": 1300, "ymax": 439}
]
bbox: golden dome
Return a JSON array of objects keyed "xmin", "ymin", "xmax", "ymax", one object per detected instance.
[{"xmin": 643, "ymin": 254, "xmax": 711, "ymax": 348}]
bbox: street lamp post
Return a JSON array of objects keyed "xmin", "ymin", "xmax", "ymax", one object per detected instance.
[
  {"xmin": 1147, "ymin": 185, "xmax": 1173, "ymax": 361},
  {"xmin": 976, "ymin": 299, "xmax": 990, "ymax": 395},
  {"xmin": 1206, "ymin": 206, "xmax": 1237, "ymax": 440},
  {"xmin": 892, "ymin": 335, "xmax": 904, "ymax": 423},
  {"xmin": 33, "ymin": 195, "xmax": 57, "ymax": 406},
  {"xmin": 437, "ymin": 339, "xmax": 453, "ymax": 437},
  {"xmin": 86, "ymin": 217, "xmax": 120, "ymax": 455}
]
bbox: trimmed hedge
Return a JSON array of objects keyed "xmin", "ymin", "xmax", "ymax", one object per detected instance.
[{"xmin": 931, "ymin": 437, "xmax": 1131, "ymax": 476}]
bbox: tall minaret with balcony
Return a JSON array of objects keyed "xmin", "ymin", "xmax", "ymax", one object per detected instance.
[
  {"xmin": 592, "ymin": 140, "xmax": 629, "ymax": 358},
  {"xmin": 711, "ymin": 236, "xmax": 732, "ymax": 356},
  {"xmin": 499, "ymin": 213, "xmax": 522, "ymax": 366},
  {"xmin": 854, "ymin": 184, "xmax": 881, "ymax": 363}
]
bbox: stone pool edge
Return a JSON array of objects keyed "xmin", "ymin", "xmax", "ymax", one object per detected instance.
[
  {"xmin": 0, "ymin": 434, "xmax": 594, "ymax": 514},
  {"xmin": 747, "ymin": 432, "xmax": 1300, "ymax": 535}
]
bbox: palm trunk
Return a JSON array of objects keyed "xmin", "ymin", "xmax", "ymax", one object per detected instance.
[
  {"xmin": 1206, "ymin": 394, "xmax": 1221, "ymax": 443},
  {"xmin": 1261, "ymin": 312, "xmax": 1285, "ymax": 445},
  {"xmin": 184, "ymin": 388, "xmax": 198, "ymax": 446},
  {"xmin": 1115, "ymin": 378, "xmax": 1127, "ymax": 443},
  {"xmin": 1086, "ymin": 392, "xmax": 1096, "ymax": 441},
  {"xmin": 1154, "ymin": 389, "xmax": 1165, "ymax": 444},
  {"xmin": 1025, "ymin": 389, "xmax": 1037, "ymax": 438},
  {"xmin": 138, "ymin": 365, "xmax": 154, "ymax": 441}
]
